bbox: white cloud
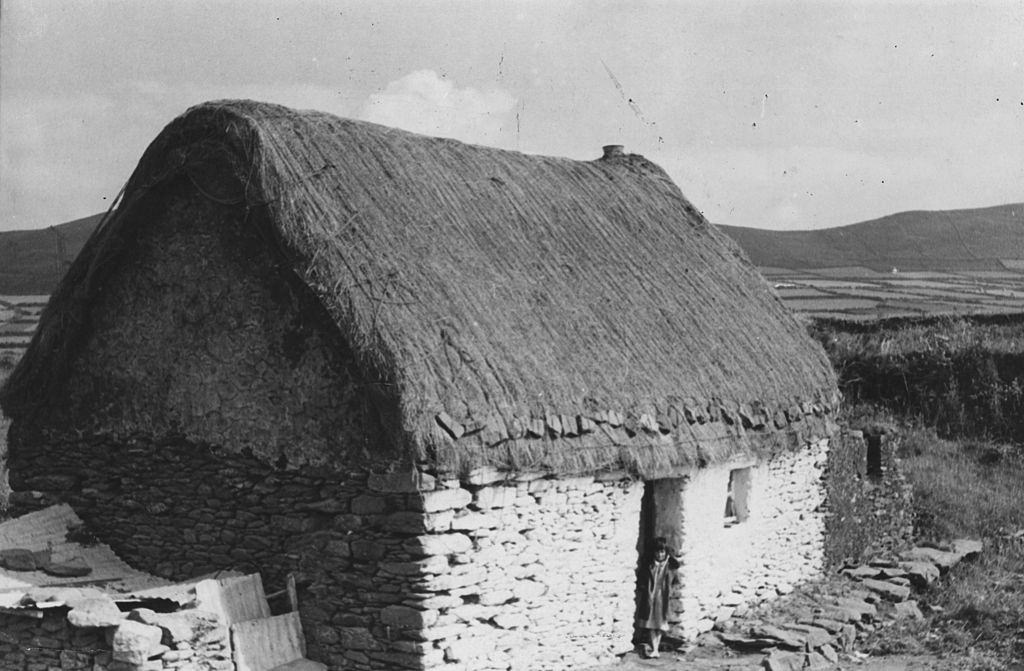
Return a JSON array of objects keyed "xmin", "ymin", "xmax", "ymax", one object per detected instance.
[{"xmin": 359, "ymin": 70, "xmax": 516, "ymax": 147}]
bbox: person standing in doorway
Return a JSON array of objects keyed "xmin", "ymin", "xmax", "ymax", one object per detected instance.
[{"xmin": 636, "ymin": 536, "xmax": 681, "ymax": 658}]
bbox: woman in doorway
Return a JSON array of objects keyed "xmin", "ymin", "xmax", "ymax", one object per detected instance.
[{"xmin": 636, "ymin": 536, "xmax": 680, "ymax": 658}]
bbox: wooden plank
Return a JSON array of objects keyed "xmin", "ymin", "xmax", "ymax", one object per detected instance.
[
  {"xmin": 196, "ymin": 574, "xmax": 271, "ymax": 625},
  {"xmin": 0, "ymin": 504, "xmax": 170, "ymax": 597},
  {"xmin": 231, "ymin": 612, "xmax": 305, "ymax": 671},
  {"xmin": 286, "ymin": 574, "xmax": 298, "ymax": 613}
]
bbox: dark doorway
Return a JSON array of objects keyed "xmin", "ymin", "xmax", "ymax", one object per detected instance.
[
  {"xmin": 866, "ymin": 434, "xmax": 883, "ymax": 478},
  {"xmin": 634, "ymin": 478, "xmax": 686, "ymax": 643}
]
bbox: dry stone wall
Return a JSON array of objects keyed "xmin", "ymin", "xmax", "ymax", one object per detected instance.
[
  {"xmin": 822, "ymin": 430, "xmax": 914, "ymax": 566},
  {"xmin": 9, "ymin": 435, "xmax": 384, "ymax": 669},
  {"xmin": 0, "ymin": 414, "xmax": 10, "ymax": 511},
  {"xmin": 668, "ymin": 439, "xmax": 830, "ymax": 638},
  {"xmin": 10, "ymin": 434, "xmax": 645, "ymax": 671},
  {"xmin": 0, "ymin": 612, "xmax": 107, "ymax": 671},
  {"xmin": 409, "ymin": 472, "xmax": 644, "ymax": 671},
  {"xmin": 0, "ymin": 606, "xmax": 230, "ymax": 671}
]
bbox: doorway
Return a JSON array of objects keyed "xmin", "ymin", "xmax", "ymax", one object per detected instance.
[{"xmin": 634, "ymin": 477, "xmax": 686, "ymax": 643}]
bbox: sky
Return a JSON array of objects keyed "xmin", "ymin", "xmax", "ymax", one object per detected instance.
[{"xmin": 1, "ymin": 0, "xmax": 1022, "ymax": 232}]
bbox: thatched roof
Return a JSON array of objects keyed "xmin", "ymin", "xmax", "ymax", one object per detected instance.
[{"xmin": 1, "ymin": 100, "xmax": 838, "ymax": 476}]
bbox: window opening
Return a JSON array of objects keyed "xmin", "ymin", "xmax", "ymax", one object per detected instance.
[
  {"xmin": 866, "ymin": 435, "xmax": 883, "ymax": 478},
  {"xmin": 724, "ymin": 467, "xmax": 751, "ymax": 527}
]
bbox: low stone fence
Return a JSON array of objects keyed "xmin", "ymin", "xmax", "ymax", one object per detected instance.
[{"xmin": 0, "ymin": 606, "xmax": 231, "ymax": 671}]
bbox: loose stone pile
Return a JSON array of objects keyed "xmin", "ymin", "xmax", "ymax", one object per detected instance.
[
  {"xmin": 0, "ymin": 598, "xmax": 232, "ymax": 671},
  {"xmin": 713, "ymin": 538, "xmax": 983, "ymax": 670}
]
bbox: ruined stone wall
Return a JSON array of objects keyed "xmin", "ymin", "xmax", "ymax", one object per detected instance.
[
  {"xmin": 823, "ymin": 430, "xmax": 914, "ymax": 566},
  {"xmin": 0, "ymin": 607, "xmax": 230, "ymax": 671},
  {"xmin": 0, "ymin": 612, "xmax": 108, "ymax": 671},
  {"xmin": 669, "ymin": 439, "xmax": 830, "ymax": 638}
]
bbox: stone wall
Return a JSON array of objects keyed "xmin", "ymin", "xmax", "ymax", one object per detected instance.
[
  {"xmin": 404, "ymin": 471, "xmax": 643, "ymax": 671},
  {"xmin": 660, "ymin": 439, "xmax": 830, "ymax": 638},
  {"xmin": 10, "ymin": 434, "xmax": 645, "ymax": 670},
  {"xmin": 0, "ymin": 606, "xmax": 230, "ymax": 671},
  {"xmin": 0, "ymin": 414, "xmax": 10, "ymax": 511},
  {"xmin": 8, "ymin": 425, "xmax": 909, "ymax": 669},
  {"xmin": 10, "ymin": 435, "xmax": 385, "ymax": 668},
  {"xmin": 822, "ymin": 430, "xmax": 914, "ymax": 566},
  {"xmin": 0, "ymin": 612, "xmax": 108, "ymax": 671}
]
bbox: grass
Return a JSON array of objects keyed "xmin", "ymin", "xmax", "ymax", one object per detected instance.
[
  {"xmin": 813, "ymin": 315, "xmax": 1024, "ymax": 444},
  {"xmin": 854, "ymin": 411, "xmax": 1024, "ymax": 668},
  {"xmin": 833, "ymin": 312, "xmax": 1024, "ymax": 669}
]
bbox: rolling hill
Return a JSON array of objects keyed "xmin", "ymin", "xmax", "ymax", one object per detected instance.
[
  {"xmin": 718, "ymin": 203, "xmax": 1024, "ymax": 273},
  {"xmin": 2, "ymin": 203, "xmax": 1024, "ymax": 294},
  {"xmin": 0, "ymin": 214, "xmax": 104, "ymax": 295}
]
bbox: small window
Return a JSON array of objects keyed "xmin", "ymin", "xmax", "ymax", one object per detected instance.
[
  {"xmin": 724, "ymin": 467, "xmax": 751, "ymax": 527},
  {"xmin": 866, "ymin": 435, "xmax": 883, "ymax": 478}
]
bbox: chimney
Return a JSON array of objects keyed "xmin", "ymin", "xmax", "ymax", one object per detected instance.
[{"xmin": 602, "ymin": 144, "xmax": 624, "ymax": 159}]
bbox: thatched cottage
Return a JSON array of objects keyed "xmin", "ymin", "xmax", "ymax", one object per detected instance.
[{"xmin": 0, "ymin": 100, "xmax": 905, "ymax": 670}]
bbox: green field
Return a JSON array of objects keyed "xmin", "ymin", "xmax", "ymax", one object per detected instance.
[
  {"xmin": 0, "ymin": 296, "xmax": 43, "ymax": 361},
  {"xmin": 770, "ymin": 267, "xmax": 1024, "ymax": 321}
]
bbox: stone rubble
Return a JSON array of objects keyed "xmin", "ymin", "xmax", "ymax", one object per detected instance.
[
  {"xmin": 0, "ymin": 602, "xmax": 233, "ymax": 671},
  {"xmin": 711, "ymin": 538, "xmax": 983, "ymax": 669}
]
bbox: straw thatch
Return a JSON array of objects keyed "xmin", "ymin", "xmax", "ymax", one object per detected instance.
[{"xmin": 1, "ymin": 100, "xmax": 838, "ymax": 476}]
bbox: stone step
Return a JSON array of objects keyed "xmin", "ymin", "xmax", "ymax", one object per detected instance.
[
  {"xmin": 860, "ymin": 578, "xmax": 912, "ymax": 603},
  {"xmin": 892, "ymin": 600, "xmax": 925, "ymax": 621},
  {"xmin": 762, "ymin": 649, "xmax": 832, "ymax": 671},
  {"xmin": 778, "ymin": 624, "xmax": 833, "ymax": 649},
  {"xmin": 827, "ymin": 597, "xmax": 877, "ymax": 621},
  {"xmin": 898, "ymin": 560, "xmax": 940, "ymax": 588},
  {"xmin": 900, "ymin": 546, "xmax": 962, "ymax": 572},
  {"xmin": 950, "ymin": 538, "xmax": 982, "ymax": 559}
]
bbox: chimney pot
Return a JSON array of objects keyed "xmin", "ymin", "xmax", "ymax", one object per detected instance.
[{"xmin": 602, "ymin": 144, "xmax": 624, "ymax": 159}]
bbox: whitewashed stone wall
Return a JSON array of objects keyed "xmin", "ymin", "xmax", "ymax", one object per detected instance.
[
  {"xmin": 420, "ymin": 472, "xmax": 643, "ymax": 671},
  {"xmin": 668, "ymin": 439, "xmax": 830, "ymax": 638}
]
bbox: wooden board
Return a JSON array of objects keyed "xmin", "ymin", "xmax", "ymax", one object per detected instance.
[
  {"xmin": 195, "ymin": 573, "xmax": 271, "ymax": 625},
  {"xmin": 231, "ymin": 611, "xmax": 306, "ymax": 671}
]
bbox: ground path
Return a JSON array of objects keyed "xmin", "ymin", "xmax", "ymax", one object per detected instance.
[
  {"xmin": 593, "ymin": 649, "xmax": 949, "ymax": 670},
  {"xmin": 587, "ymin": 540, "xmax": 1000, "ymax": 671}
]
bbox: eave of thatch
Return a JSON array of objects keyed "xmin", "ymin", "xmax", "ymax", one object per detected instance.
[{"xmin": 1, "ymin": 99, "xmax": 839, "ymax": 475}]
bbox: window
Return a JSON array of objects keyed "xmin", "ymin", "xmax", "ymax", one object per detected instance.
[
  {"xmin": 724, "ymin": 467, "xmax": 751, "ymax": 527},
  {"xmin": 866, "ymin": 435, "xmax": 883, "ymax": 478}
]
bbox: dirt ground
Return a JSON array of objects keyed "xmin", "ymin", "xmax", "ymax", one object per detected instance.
[
  {"xmin": 590, "ymin": 645, "xmax": 981, "ymax": 671},
  {"xmin": 594, "ymin": 651, "xmax": 966, "ymax": 670}
]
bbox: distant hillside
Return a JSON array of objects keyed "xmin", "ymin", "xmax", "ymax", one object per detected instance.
[
  {"xmin": 718, "ymin": 203, "xmax": 1024, "ymax": 272},
  {"xmin": 0, "ymin": 214, "xmax": 103, "ymax": 294},
  {"xmin": 3, "ymin": 203, "xmax": 1024, "ymax": 294}
]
